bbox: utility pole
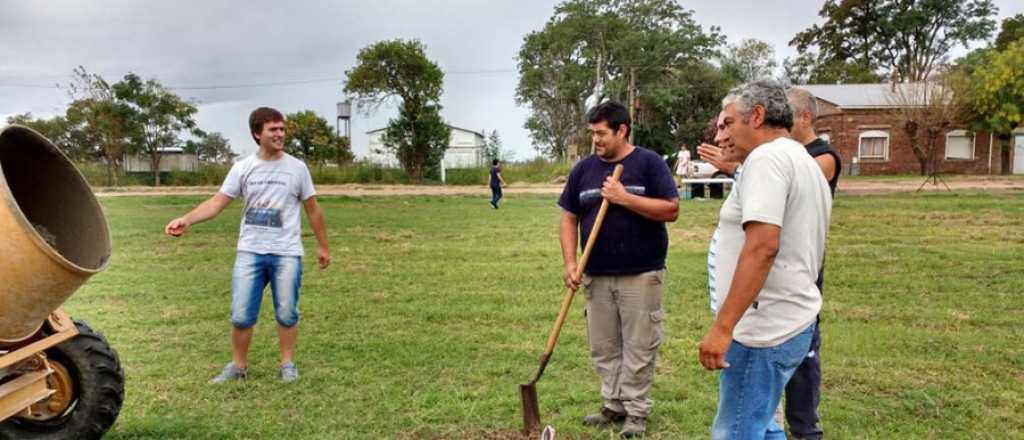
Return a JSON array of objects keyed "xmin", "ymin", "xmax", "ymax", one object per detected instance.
[
  {"xmin": 588, "ymin": 52, "xmax": 604, "ymax": 156},
  {"xmin": 628, "ymin": 67, "xmax": 637, "ymax": 145}
]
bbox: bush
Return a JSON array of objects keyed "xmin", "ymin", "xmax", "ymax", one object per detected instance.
[
  {"xmin": 309, "ymin": 162, "xmax": 409, "ymax": 184},
  {"xmin": 71, "ymin": 158, "xmax": 575, "ymax": 187},
  {"xmin": 444, "ymin": 168, "xmax": 488, "ymax": 185},
  {"xmin": 441, "ymin": 159, "xmax": 573, "ymax": 186}
]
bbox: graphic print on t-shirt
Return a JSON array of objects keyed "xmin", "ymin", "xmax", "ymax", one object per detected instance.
[
  {"xmin": 241, "ymin": 170, "xmax": 294, "ymax": 228},
  {"xmin": 244, "ymin": 204, "xmax": 283, "ymax": 227}
]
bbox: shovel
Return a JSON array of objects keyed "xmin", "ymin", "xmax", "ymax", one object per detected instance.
[{"xmin": 520, "ymin": 163, "xmax": 624, "ymax": 435}]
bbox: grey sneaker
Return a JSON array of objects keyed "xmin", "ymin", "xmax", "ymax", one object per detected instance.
[
  {"xmin": 210, "ymin": 362, "xmax": 247, "ymax": 383},
  {"xmin": 280, "ymin": 362, "xmax": 299, "ymax": 382},
  {"xmin": 620, "ymin": 416, "xmax": 646, "ymax": 438},
  {"xmin": 582, "ymin": 407, "xmax": 627, "ymax": 426}
]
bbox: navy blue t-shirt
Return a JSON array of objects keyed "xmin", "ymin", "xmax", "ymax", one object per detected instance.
[
  {"xmin": 489, "ymin": 165, "xmax": 501, "ymax": 188},
  {"xmin": 558, "ymin": 147, "xmax": 678, "ymax": 276}
]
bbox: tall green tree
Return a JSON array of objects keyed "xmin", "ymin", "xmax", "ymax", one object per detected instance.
[
  {"xmin": 344, "ymin": 39, "xmax": 449, "ymax": 181},
  {"xmin": 517, "ymin": 0, "xmax": 723, "ymax": 159},
  {"xmin": 284, "ymin": 110, "xmax": 352, "ymax": 166},
  {"xmin": 66, "ymin": 66, "xmax": 138, "ymax": 186},
  {"xmin": 112, "ymin": 73, "xmax": 199, "ymax": 186},
  {"xmin": 952, "ymin": 39, "xmax": 1024, "ymax": 174},
  {"xmin": 791, "ymin": 0, "xmax": 998, "ymax": 82}
]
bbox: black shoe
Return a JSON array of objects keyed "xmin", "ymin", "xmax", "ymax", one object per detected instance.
[
  {"xmin": 582, "ymin": 407, "xmax": 627, "ymax": 426},
  {"xmin": 620, "ymin": 416, "xmax": 646, "ymax": 438}
]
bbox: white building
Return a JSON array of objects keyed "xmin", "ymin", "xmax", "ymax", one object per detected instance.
[
  {"xmin": 124, "ymin": 148, "xmax": 199, "ymax": 173},
  {"xmin": 365, "ymin": 125, "xmax": 487, "ymax": 168}
]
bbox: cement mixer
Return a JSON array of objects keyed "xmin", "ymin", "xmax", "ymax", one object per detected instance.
[{"xmin": 0, "ymin": 125, "xmax": 124, "ymax": 439}]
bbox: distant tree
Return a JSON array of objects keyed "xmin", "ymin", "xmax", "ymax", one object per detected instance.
[
  {"xmin": 284, "ymin": 110, "xmax": 352, "ymax": 166},
  {"xmin": 791, "ymin": 0, "xmax": 998, "ymax": 82},
  {"xmin": 184, "ymin": 131, "xmax": 236, "ymax": 164},
  {"xmin": 344, "ymin": 39, "xmax": 449, "ymax": 181},
  {"xmin": 112, "ymin": 73, "xmax": 199, "ymax": 186},
  {"xmin": 4, "ymin": 113, "xmax": 92, "ymax": 161},
  {"xmin": 995, "ymin": 14, "xmax": 1024, "ymax": 50},
  {"xmin": 483, "ymin": 129, "xmax": 503, "ymax": 162},
  {"xmin": 783, "ymin": 54, "xmax": 882, "ymax": 85},
  {"xmin": 720, "ymin": 39, "xmax": 778, "ymax": 84},
  {"xmin": 887, "ymin": 81, "xmax": 960, "ymax": 175}
]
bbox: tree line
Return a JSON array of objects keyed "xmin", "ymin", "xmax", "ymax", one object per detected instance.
[
  {"xmin": 7, "ymin": 67, "xmax": 354, "ymax": 186},
  {"xmin": 515, "ymin": 0, "xmax": 1022, "ymax": 175}
]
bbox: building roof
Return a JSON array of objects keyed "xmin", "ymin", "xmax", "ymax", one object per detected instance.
[
  {"xmin": 796, "ymin": 83, "xmax": 935, "ymax": 109},
  {"xmin": 366, "ymin": 124, "xmax": 485, "ymax": 138}
]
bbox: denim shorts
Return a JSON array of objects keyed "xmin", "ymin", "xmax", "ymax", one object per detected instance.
[{"xmin": 230, "ymin": 251, "xmax": 302, "ymax": 328}]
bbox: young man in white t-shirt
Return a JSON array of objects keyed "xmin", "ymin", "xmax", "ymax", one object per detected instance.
[
  {"xmin": 165, "ymin": 107, "xmax": 331, "ymax": 383},
  {"xmin": 698, "ymin": 80, "xmax": 832, "ymax": 439}
]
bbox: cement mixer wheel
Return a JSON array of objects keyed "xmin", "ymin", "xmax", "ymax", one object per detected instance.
[{"xmin": 0, "ymin": 321, "xmax": 125, "ymax": 440}]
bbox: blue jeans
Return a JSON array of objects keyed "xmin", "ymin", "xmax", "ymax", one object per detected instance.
[
  {"xmin": 490, "ymin": 185, "xmax": 502, "ymax": 206},
  {"xmin": 230, "ymin": 251, "xmax": 302, "ymax": 328},
  {"xmin": 712, "ymin": 323, "xmax": 816, "ymax": 440}
]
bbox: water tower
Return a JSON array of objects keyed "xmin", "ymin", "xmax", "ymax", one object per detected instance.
[{"xmin": 336, "ymin": 100, "xmax": 352, "ymax": 139}]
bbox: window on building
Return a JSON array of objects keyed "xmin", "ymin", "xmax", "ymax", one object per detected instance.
[
  {"xmin": 945, "ymin": 130, "xmax": 974, "ymax": 160},
  {"xmin": 858, "ymin": 130, "xmax": 889, "ymax": 161}
]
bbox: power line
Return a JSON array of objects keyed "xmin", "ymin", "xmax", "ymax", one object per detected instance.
[
  {"xmin": 169, "ymin": 77, "xmax": 343, "ymax": 90},
  {"xmin": 0, "ymin": 68, "xmax": 520, "ymax": 91},
  {"xmin": 0, "ymin": 83, "xmax": 61, "ymax": 89}
]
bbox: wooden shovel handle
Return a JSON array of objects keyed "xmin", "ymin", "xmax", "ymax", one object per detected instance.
[{"xmin": 543, "ymin": 163, "xmax": 624, "ymax": 355}]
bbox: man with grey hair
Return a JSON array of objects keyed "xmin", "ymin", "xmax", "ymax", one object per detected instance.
[
  {"xmin": 783, "ymin": 87, "xmax": 841, "ymax": 440},
  {"xmin": 698, "ymin": 80, "xmax": 832, "ymax": 439}
]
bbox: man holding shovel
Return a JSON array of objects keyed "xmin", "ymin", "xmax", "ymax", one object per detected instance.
[{"xmin": 558, "ymin": 101, "xmax": 679, "ymax": 437}]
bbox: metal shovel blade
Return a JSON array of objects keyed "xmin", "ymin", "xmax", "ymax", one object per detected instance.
[{"xmin": 520, "ymin": 382, "xmax": 541, "ymax": 435}]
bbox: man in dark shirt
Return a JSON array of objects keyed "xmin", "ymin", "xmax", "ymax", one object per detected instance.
[
  {"xmin": 558, "ymin": 101, "xmax": 679, "ymax": 438},
  {"xmin": 489, "ymin": 159, "xmax": 506, "ymax": 209},
  {"xmin": 782, "ymin": 88, "xmax": 841, "ymax": 440}
]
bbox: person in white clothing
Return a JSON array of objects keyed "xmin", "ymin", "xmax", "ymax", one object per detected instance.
[
  {"xmin": 674, "ymin": 147, "xmax": 691, "ymax": 186},
  {"xmin": 697, "ymin": 80, "xmax": 832, "ymax": 440}
]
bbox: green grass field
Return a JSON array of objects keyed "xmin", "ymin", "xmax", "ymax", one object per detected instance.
[{"xmin": 69, "ymin": 191, "xmax": 1023, "ymax": 439}]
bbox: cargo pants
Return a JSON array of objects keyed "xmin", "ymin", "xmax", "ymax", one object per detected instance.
[{"xmin": 583, "ymin": 269, "xmax": 665, "ymax": 418}]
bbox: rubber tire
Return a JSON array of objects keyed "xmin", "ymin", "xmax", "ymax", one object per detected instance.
[{"xmin": 0, "ymin": 321, "xmax": 125, "ymax": 440}]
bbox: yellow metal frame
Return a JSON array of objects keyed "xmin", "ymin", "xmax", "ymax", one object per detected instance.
[{"xmin": 0, "ymin": 308, "xmax": 78, "ymax": 421}]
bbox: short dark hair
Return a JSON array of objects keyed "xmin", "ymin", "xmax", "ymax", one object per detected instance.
[
  {"xmin": 249, "ymin": 107, "xmax": 285, "ymax": 145},
  {"xmin": 492, "ymin": 159, "xmax": 499, "ymax": 166},
  {"xmin": 587, "ymin": 101, "xmax": 631, "ymax": 138}
]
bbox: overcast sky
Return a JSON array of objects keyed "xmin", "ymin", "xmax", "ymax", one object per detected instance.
[{"xmin": 2, "ymin": 0, "xmax": 1021, "ymax": 160}]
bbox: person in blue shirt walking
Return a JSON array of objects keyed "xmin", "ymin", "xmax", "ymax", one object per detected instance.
[{"xmin": 489, "ymin": 159, "xmax": 506, "ymax": 209}]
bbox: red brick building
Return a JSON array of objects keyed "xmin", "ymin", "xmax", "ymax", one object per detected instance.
[{"xmin": 798, "ymin": 84, "xmax": 1023, "ymax": 175}]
